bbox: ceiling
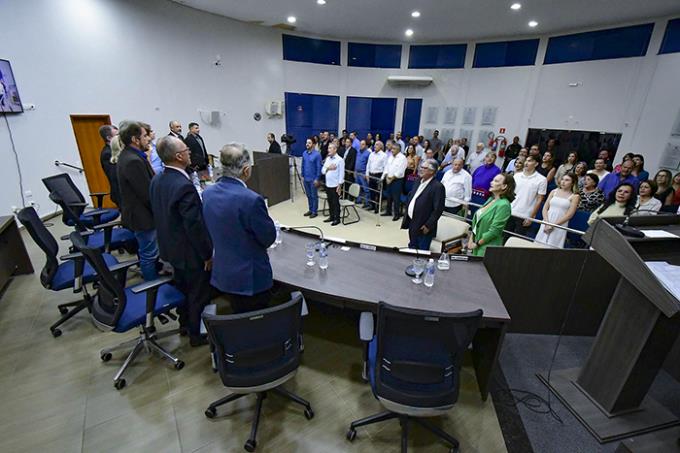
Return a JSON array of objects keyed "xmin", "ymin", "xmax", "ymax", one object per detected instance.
[{"xmin": 171, "ymin": 0, "xmax": 680, "ymax": 43}]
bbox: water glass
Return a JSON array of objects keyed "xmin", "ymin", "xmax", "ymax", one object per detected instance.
[
  {"xmin": 305, "ymin": 243, "xmax": 316, "ymax": 267},
  {"xmin": 412, "ymin": 258, "xmax": 425, "ymax": 284}
]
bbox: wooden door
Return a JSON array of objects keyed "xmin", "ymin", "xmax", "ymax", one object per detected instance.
[{"xmin": 70, "ymin": 114, "xmax": 114, "ymax": 208}]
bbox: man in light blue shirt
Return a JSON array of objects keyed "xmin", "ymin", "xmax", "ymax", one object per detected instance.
[
  {"xmin": 321, "ymin": 143, "xmax": 345, "ymax": 226},
  {"xmin": 354, "ymin": 140, "xmax": 371, "ymax": 208},
  {"xmin": 395, "ymin": 131, "xmax": 406, "ymax": 155},
  {"xmin": 350, "ymin": 131, "xmax": 361, "ymax": 152},
  {"xmin": 301, "ymin": 138, "xmax": 322, "ymax": 218}
]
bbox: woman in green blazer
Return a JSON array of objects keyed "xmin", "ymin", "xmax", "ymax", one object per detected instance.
[{"xmin": 468, "ymin": 173, "xmax": 515, "ymax": 257}]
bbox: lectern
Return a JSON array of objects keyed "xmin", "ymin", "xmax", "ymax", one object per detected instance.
[
  {"xmin": 539, "ymin": 215, "xmax": 680, "ymax": 443},
  {"xmin": 246, "ymin": 151, "xmax": 290, "ymax": 206}
]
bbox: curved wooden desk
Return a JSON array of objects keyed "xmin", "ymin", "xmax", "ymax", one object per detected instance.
[{"xmin": 268, "ymin": 230, "xmax": 510, "ymax": 400}]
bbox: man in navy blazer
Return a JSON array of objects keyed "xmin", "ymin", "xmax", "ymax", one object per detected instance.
[
  {"xmin": 150, "ymin": 136, "xmax": 213, "ymax": 346},
  {"xmin": 202, "ymin": 143, "xmax": 277, "ymax": 313},
  {"xmin": 401, "ymin": 158, "xmax": 446, "ymax": 251}
]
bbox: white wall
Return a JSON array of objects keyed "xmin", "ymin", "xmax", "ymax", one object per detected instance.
[{"xmin": 1, "ymin": 0, "xmax": 679, "ymax": 217}]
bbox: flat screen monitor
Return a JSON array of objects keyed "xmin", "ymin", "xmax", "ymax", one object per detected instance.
[{"xmin": 0, "ymin": 59, "xmax": 23, "ymax": 113}]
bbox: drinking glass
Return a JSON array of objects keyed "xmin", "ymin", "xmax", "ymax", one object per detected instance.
[
  {"xmin": 306, "ymin": 243, "xmax": 316, "ymax": 267},
  {"xmin": 412, "ymin": 258, "xmax": 425, "ymax": 284}
]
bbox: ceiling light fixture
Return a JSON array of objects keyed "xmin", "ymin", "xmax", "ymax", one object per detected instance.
[
  {"xmin": 405, "ymin": 29, "xmax": 414, "ymax": 37},
  {"xmin": 528, "ymin": 20, "xmax": 538, "ymax": 27},
  {"xmin": 287, "ymin": 16, "xmax": 297, "ymax": 24},
  {"xmin": 317, "ymin": 0, "xmax": 326, "ymax": 5},
  {"xmin": 411, "ymin": 11, "xmax": 420, "ymax": 18},
  {"xmin": 510, "ymin": 3, "xmax": 521, "ymax": 10}
]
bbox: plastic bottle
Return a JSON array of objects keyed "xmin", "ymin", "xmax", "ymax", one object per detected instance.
[
  {"xmin": 191, "ymin": 171, "xmax": 203, "ymax": 196},
  {"xmin": 437, "ymin": 252, "xmax": 450, "ymax": 271},
  {"xmin": 318, "ymin": 242, "xmax": 328, "ymax": 270},
  {"xmin": 424, "ymin": 258, "xmax": 435, "ymax": 287},
  {"xmin": 274, "ymin": 221, "xmax": 282, "ymax": 245},
  {"xmin": 207, "ymin": 164, "xmax": 214, "ymax": 180}
]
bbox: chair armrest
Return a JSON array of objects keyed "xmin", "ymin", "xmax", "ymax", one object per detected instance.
[
  {"xmin": 82, "ymin": 208, "xmax": 109, "ymax": 217},
  {"xmin": 92, "ymin": 220, "xmax": 122, "ymax": 230},
  {"xmin": 108, "ymin": 259, "xmax": 139, "ymax": 273},
  {"xmin": 61, "ymin": 230, "xmax": 95, "ymax": 240},
  {"xmin": 131, "ymin": 276, "xmax": 175, "ymax": 329},
  {"xmin": 59, "ymin": 252, "xmax": 83, "ymax": 261},
  {"xmin": 130, "ymin": 276, "xmax": 174, "ymax": 294},
  {"xmin": 89, "ymin": 192, "xmax": 109, "ymax": 208},
  {"xmin": 66, "ymin": 202, "xmax": 88, "ymax": 208},
  {"xmin": 359, "ymin": 312, "xmax": 374, "ymax": 341},
  {"xmin": 90, "ymin": 192, "xmax": 109, "ymax": 196},
  {"xmin": 290, "ymin": 291, "xmax": 309, "ymax": 317}
]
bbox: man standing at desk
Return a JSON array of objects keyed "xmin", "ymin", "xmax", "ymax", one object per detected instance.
[
  {"xmin": 202, "ymin": 143, "xmax": 277, "ymax": 313},
  {"xmin": 402, "ymin": 158, "xmax": 446, "ymax": 250}
]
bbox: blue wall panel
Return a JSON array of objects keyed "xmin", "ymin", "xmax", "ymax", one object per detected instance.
[
  {"xmin": 660, "ymin": 18, "xmax": 680, "ymax": 54},
  {"xmin": 346, "ymin": 97, "xmax": 397, "ymax": 144},
  {"xmin": 348, "ymin": 43, "xmax": 402, "ymax": 68},
  {"xmin": 401, "ymin": 99, "xmax": 422, "ymax": 142},
  {"xmin": 285, "ymin": 92, "xmax": 339, "ymax": 156},
  {"xmin": 408, "ymin": 44, "xmax": 466, "ymax": 69},
  {"xmin": 473, "ymin": 39, "xmax": 539, "ymax": 68},
  {"xmin": 282, "ymin": 34, "xmax": 341, "ymax": 65},
  {"xmin": 544, "ymin": 23, "xmax": 653, "ymax": 64}
]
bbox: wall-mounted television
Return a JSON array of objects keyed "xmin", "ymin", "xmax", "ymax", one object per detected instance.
[{"xmin": 0, "ymin": 59, "xmax": 23, "ymax": 113}]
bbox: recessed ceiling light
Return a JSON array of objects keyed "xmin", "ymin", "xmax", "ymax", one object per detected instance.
[
  {"xmin": 317, "ymin": 0, "xmax": 326, "ymax": 5},
  {"xmin": 405, "ymin": 29, "xmax": 414, "ymax": 37},
  {"xmin": 510, "ymin": 3, "xmax": 521, "ymax": 10},
  {"xmin": 287, "ymin": 16, "xmax": 297, "ymax": 24},
  {"xmin": 411, "ymin": 11, "xmax": 420, "ymax": 18},
  {"xmin": 528, "ymin": 20, "xmax": 538, "ymax": 27}
]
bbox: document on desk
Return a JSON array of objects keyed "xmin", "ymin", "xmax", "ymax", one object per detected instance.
[
  {"xmin": 645, "ymin": 261, "xmax": 680, "ymax": 302},
  {"xmin": 643, "ymin": 230, "xmax": 679, "ymax": 239}
]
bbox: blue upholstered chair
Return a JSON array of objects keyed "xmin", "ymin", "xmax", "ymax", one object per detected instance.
[
  {"xmin": 70, "ymin": 231, "xmax": 185, "ymax": 390},
  {"xmin": 18, "ymin": 206, "xmax": 120, "ymax": 337},
  {"xmin": 566, "ymin": 209, "xmax": 591, "ymax": 248},
  {"xmin": 203, "ymin": 293, "xmax": 313, "ymax": 452},
  {"xmin": 349, "ymin": 302, "xmax": 483, "ymax": 453},
  {"xmin": 42, "ymin": 173, "xmax": 119, "ymax": 227}
]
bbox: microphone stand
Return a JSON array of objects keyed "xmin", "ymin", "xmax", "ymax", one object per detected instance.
[
  {"xmin": 282, "ymin": 225, "xmax": 325, "ymax": 247},
  {"xmin": 615, "ymin": 208, "xmax": 672, "ymax": 238}
]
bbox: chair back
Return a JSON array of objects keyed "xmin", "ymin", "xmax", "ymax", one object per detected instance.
[
  {"xmin": 566, "ymin": 209, "xmax": 591, "ymax": 248},
  {"xmin": 372, "ymin": 302, "xmax": 482, "ymax": 409},
  {"xmin": 348, "ymin": 183, "xmax": 361, "ymax": 198},
  {"xmin": 42, "ymin": 173, "xmax": 87, "ymax": 225},
  {"xmin": 203, "ymin": 294, "xmax": 303, "ymax": 389},
  {"xmin": 17, "ymin": 207, "xmax": 59, "ymax": 288},
  {"xmin": 69, "ymin": 231, "xmax": 127, "ymax": 328}
]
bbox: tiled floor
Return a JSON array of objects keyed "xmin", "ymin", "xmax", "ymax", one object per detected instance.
[{"xmin": 0, "ymin": 212, "xmax": 507, "ymax": 453}]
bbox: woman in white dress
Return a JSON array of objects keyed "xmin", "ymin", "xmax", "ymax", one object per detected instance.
[{"xmin": 534, "ymin": 174, "xmax": 580, "ymax": 248}]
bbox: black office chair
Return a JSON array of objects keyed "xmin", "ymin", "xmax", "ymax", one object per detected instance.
[
  {"xmin": 70, "ymin": 231, "xmax": 185, "ymax": 390},
  {"xmin": 348, "ymin": 302, "xmax": 483, "ymax": 453},
  {"xmin": 203, "ymin": 294, "xmax": 314, "ymax": 452},
  {"xmin": 17, "ymin": 207, "xmax": 121, "ymax": 337},
  {"xmin": 42, "ymin": 173, "xmax": 119, "ymax": 228}
]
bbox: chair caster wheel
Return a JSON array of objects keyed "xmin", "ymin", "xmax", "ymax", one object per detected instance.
[
  {"xmin": 304, "ymin": 408, "xmax": 314, "ymax": 420},
  {"xmin": 450, "ymin": 447, "xmax": 459, "ymax": 453},
  {"xmin": 51, "ymin": 328, "xmax": 62, "ymax": 338},
  {"xmin": 100, "ymin": 352, "xmax": 112, "ymax": 362},
  {"xmin": 244, "ymin": 439, "xmax": 257, "ymax": 452},
  {"xmin": 174, "ymin": 361, "xmax": 185, "ymax": 370},
  {"xmin": 346, "ymin": 428, "xmax": 357, "ymax": 442},
  {"xmin": 114, "ymin": 379, "xmax": 126, "ymax": 390},
  {"xmin": 58, "ymin": 306, "xmax": 69, "ymax": 315},
  {"xmin": 204, "ymin": 407, "xmax": 216, "ymax": 419}
]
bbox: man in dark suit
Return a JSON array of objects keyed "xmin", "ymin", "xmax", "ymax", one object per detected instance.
[
  {"xmin": 342, "ymin": 137, "xmax": 357, "ymax": 195},
  {"xmin": 150, "ymin": 136, "xmax": 212, "ymax": 346},
  {"xmin": 401, "ymin": 158, "xmax": 446, "ymax": 251},
  {"xmin": 117, "ymin": 121, "xmax": 159, "ymax": 281},
  {"xmin": 202, "ymin": 143, "xmax": 277, "ymax": 313},
  {"xmin": 98, "ymin": 124, "xmax": 120, "ymax": 207},
  {"xmin": 319, "ymin": 131, "xmax": 330, "ymax": 160},
  {"xmin": 185, "ymin": 122, "xmax": 209, "ymax": 171},
  {"xmin": 267, "ymin": 132, "xmax": 281, "ymax": 154},
  {"xmin": 168, "ymin": 120, "xmax": 185, "ymax": 142}
]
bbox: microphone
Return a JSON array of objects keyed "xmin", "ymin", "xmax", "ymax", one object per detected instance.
[{"xmin": 615, "ymin": 207, "xmax": 672, "ymax": 238}]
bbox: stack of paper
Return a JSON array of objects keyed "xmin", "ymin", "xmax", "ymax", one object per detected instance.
[{"xmin": 645, "ymin": 261, "xmax": 680, "ymax": 303}]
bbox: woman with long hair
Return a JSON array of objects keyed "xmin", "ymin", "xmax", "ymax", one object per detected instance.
[
  {"xmin": 574, "ymin": 161, "xmax": 588, "ymax": 189},
  {"xmin": 404, "ymin": 144, "xmax": 419, "ymax": 179},
  {"xmin": 578, "ymin": 173, "xmax": 604, "ymax": 212},
  {"xmin": 631, "ymin": 154, "xmax": 649, "ymax": 181},
  {"xmin": 672, "ymin": 172, "xmax": 680, "ymax": 207},
  {"xmin": 554, "ymin": 151, "xmax": 578, "ymax": 184},
  {"xmin": 587, "ymin": 182, "xmax": 636, "ymax": 225},
  {"xmin": 654, "ymin": 169, "xmax": 675, "ymax": 206},
  {"xmin": 534, "ymin": 174, "xmax": 580, "ymax": 248},
  {"xmin": 634, "ymin": 179, "xmax": 661, "ymax": 215},
  {"xmin": 467, "ymin": 173, "xmax": 515, "ymax": 257},
  {"xmin": 537, "ymin": 150, "xmax": 556, "ymax": 182}
]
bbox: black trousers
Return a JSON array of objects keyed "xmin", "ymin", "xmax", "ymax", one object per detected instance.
[
  {"xmin": 385, "ymin": 178, "xmax": 404, "ymax": 216},
  {"xmin": 369, "ymin": 172, "xmax": 382, "ymax": 212},
  {"xmin": 326, "ymin": 186, "xmax": 341, "ymax": 221},
  {"xmin": 174, "ymin": 266, "xmax": 211, "ymax": 338},
  {"xmin": 227, "ymin": 289, "xmax": 271, "ymax": 314}
]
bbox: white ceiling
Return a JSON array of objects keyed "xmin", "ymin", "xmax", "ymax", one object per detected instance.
[{"xmin": 171, "ymin": 0, "xmax": 680, "ymax": 43}]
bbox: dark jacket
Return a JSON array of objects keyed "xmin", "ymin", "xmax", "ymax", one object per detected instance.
[
  {"xmin": 268, "ymin": 140, "xmax": 282, "ymax": 154},
  {"xmin": 319, "ymin": 140, "xmax": 330, "ymax": 160},
  {"xmin": 185, "ymin": 133, "xmax": 209, "ymax": 170},
  {"xmin": 401, "ymin": 178, "xmax": 446, "ymax": 237},
  {"xmin": 99, "ymin": 144, "xmax": 121, "ymax": 207},
  {"xmin": 168, "ymin": 131, "xmax": 185, "ymax": 143},
  {"xmin": 342, "ymin": 147, "xmax": 357, "ymax": 181},
  {"xmin": 150, "ymin": 168, "xmax": 212, "ymax": 270},
  {"xmin": 117, "ymin": 146, "xmax": 155, "ymax": 231},
  {"xmin": 202, "ymin": 177, "xmax": 276, "ymax": 295}
]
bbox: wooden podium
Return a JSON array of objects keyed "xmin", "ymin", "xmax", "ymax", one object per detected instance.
[
  {"xmin": 539, "ymin": 215, "xmax": 680, "ymax": 443},
  {"xmin": 246, "ymin": 151, "xmax": 290, "ymax": 207}
]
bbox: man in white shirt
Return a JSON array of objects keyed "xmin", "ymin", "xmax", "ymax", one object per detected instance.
[
  {"xmin": 401, "ymin": 159, "xmax": 445, "ymax": 250},
  {"xmin": 321, "ymin": 143, "xmax": 345, "ymax": 226},
  {"xmin": 381, "ymin": 142, "xmax": 408, "ymax": 221},
  {"xmin": 510, "ymin": 155, "xmax": 547, "ymax": 236},
  {"xmin": 441, "ymin": 158, "xmax": 472, "ymax": 216},
  {"xmin": 366, "ymin": 140, "xmax": 387, "ymax": 213},
  {"xmin": 395, "ymin": 131, "xmax": 406, "ymax": 155},
  {"xmin": 466, "ymin": 142, "xmax": 488, "ymax": 174},
  {"xmin": 587, "ymin": 158, "xmax": 610, "ymax": 180},
  {"xmin": 440, "ymin": 143, "xmax": 465, "ymax": 170}
]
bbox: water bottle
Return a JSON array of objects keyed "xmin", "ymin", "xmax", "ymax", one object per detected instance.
[
  {"xmin": 424, "ymin": 259, "xmax": 435, "ymax": 287},
  {"xmin": 274, "ymin": 221, "xmax": 282, "ymax": 245},
  {"xmin": 191, "ymin": 171, "xmax": 203, "ymax": 196},
  {"xmin": 207, "ymin": 164, "xmax": 214, "ymax": 180},
  {"xmin": 318, "ymin": 242, "xmax": 328, "ymax": 270},
  {"xmin": 437, "ymin": 252, "xmax": 450, "ymax": 271}
]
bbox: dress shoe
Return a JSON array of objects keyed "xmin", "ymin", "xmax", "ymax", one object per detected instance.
[
  {"xmin": 179, "ymin": 326, "xmax": 189, "ymax": 337},
  {"xmin": 381, "ymin": 212, "xmax": 392, "ymax": 217},
  {"xmin": 190, "ymin": 335, "xmax": 209, "ymax": 347},
  {"xmin": 323, "ymin": 217, "xmax": 332, "ymax": 223},
  {"xmin": 309, "ymin": 213, "xmax": 318, "ymax": 218},
  {"xmin": 303, "ymin": 211, "xmax": 312, "ymax": 217},
  {"xmin": 331, "ymin": 220, "xmax": 340, "ymax": 226},
  {"xmin": 392, "ymin": 215, "xmax": 401, "ymax": 221}
]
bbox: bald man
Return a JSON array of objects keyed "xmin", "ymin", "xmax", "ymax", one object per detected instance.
[{"xmin": 168, "ymin": 120, "xmax": 185, "ymax": 143}]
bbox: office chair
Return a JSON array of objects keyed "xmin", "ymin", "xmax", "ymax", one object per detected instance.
[
  {"xmin": 42, "ymin": 173, "xmax": 119, "ymax": 228},
  {"xmin": 17, "ymin": 207, "xmax": 121, "ymax": 337},
  {"xmin": 340, "ymin": 183, "xmax": 361, "ymax": 225},
  {"xmin": 430, "ymin": 216, "xmax": 469, "ymax": 253},
  {"xmin": 69, "ymin": 231, "xmax": 185, "ymax": 390},
  {"xmin": 203, "ymin": 294, "xmax": 314, "ymax": 452},
  {"xmin": 348, "ymin": 302, "xmax": 483, "ymax": 453}
]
